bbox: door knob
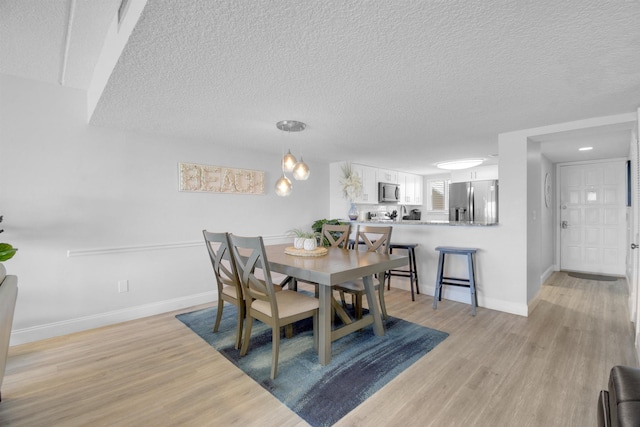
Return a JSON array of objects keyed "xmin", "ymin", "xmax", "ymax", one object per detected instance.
[
  {"xmin": 561, "ymin": 221, "xmax": 568, "ymax": 229},
  {"xmin": 632, "ymin": 243, "xmax": 639, "ymax": 250}
]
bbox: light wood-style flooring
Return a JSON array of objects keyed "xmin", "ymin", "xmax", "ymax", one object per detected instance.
[{"xmin": 0, "ymin": 272, "xmax": 637, "ymax": 426}]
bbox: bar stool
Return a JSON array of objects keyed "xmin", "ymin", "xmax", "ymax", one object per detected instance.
[
  {"xmin": 386, "ymin": 243, "xmax": 420, "ymax": 301},
  {"xmin": 433, "ymin": 246, "xmax": 478, "ymax": 316}
]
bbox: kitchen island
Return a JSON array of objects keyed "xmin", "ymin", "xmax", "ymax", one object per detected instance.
[
  {"xmin": 357, "ymin": 219, "xmax": 499, "ymax": 226},
  {"xmin": 346, "ymin": 219, "xmax": 525, "ymax": 316}
]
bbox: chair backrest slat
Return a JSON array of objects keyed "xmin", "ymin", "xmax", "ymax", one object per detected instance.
[
  {"xmin": 321, "ymin": 223, "xmax": 351, "ymax": 249},
  {"xmin": 203, "ymin": 230, "xmax": 242, "ymax": 299},
  {"xmin": 229, "ymin": 234, "xmax": 279, "ymax": 318},
  {"xmin": 355, "ymin": 225, "xmax": 392, "ymax": 254}
]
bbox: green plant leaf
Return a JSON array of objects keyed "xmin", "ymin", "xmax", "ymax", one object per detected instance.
[{"xmin": 0, "ymin": 243, "xmax": 17, "ymax": 261}]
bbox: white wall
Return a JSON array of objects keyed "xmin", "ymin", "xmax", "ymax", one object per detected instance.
[
  {"xmin": 499, "ymin": 113, "xmax": 637, "ymax": 312},
  {"xmin": 0, "ymin": 75, "xmax": 329, "ymax": 344},
  {"xmin": 540, "ymin": 154, "xmax": 555, "ymax": 282},
  {"xmin": 389, "ymin": 223, "xmax": 528, "ymax": 315},
  {"xmin": 527, "ymin": 139, "xmax": 542, "ymax": 302}
]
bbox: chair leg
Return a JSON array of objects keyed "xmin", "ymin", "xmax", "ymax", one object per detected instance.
[
  {"xmin": 271, "ymin": 326, "xmax": 280, "ymax": 380},
  {"xmin": 412, "ymin": 248, "xmax": 420, "ymax": 295},
  {"xmin": 468, "ymin": 253, "xmax": 477, "ymax": 317},
  {"xmin": 234, "ymin": 303, "xmax": 244, "ymax": 350},
  {"xmin": 355, "ymin": 294, "xmax": 363, "ymax": 320},
  {"xmin": 213, "ymin": 298, "xmax": 224, "ymax": 332},
  {"xmin": 240, "ymin": 314, "xmax": 253, "ymax": 356}
]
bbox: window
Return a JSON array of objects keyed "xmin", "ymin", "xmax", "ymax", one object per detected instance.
[{"xmin": 426, "ymin": 178, "xmax": 450, "ymax": 211}]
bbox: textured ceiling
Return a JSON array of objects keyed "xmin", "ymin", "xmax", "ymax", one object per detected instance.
[{"xmin": 3, "ymin": 0, "xmax": 640, "ymax": 174}]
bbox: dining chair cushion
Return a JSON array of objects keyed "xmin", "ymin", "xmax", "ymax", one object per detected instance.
[
  {"xmin": 251, "ymin": 290, "xmax": 319, "ymax": 318},
  {"xmin": 335, "ymin": 281, "xmax": 363, "ymax": 292},
  {"xmin": 221, "ymin": 284, "xmax": 242, "ymax": 298}
]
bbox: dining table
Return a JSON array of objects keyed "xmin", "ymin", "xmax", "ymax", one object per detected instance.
[{"xmin": 264, "ymin": 243, "xmax": 409, "ymax": 365}]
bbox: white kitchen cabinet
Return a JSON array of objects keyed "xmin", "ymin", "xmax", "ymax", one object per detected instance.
[
  {"xmin": 405, "ymin": 174, "xmax": 416, "ymax": 204},
  {"xmin": 414, "ymin": 175, "xmax": 423, "ymax": 204},
  {"xmin": 450, "ymin": 165, "xmax": 498, "ymax": 183},
  {"xmin": 397, "ymin": 173, "xmax": 423, "ymax": 205},
  {"xmin": 352, "ymin": 163, "xmax": 378, "ymax": 203},
  {"xmin": 397, "ymin": 172, "xmax": 408, "ymax": 203},
  {"xmin": 377, "ymin": 168, "xmax": 398, "ymax": 184}
]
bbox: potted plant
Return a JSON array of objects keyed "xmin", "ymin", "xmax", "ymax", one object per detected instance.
[
  {"xmin": 312, "ymin": 219, "xmax": 347, "ymax": 247},
  {"xmin": 287, "ymin": 228, "xmax": 320, "ymax": 250},
  {"xmin": 339, "ymin": 163, "xmax": 362, "ymax": 220}
]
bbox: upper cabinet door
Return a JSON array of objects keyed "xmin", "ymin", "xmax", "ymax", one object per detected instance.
[
  {"xmin": 414, "ymin": 175, "xmax": 423, "ymax": 204},
  {"xmin": 352, "ymin": 163, "xmax": 378, "ymax": 203},
  {"xmin": 377, "ymin": 169, "xmax": 398, "ymax": 184},
  {"xmin": 450, "ymin": 165, "xmax": 499, "ymax": 183}
]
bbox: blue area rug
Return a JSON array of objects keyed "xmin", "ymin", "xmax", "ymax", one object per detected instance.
[{"xmin": 176, "ymin": 304, "xmax": 448, "ymax": 427}]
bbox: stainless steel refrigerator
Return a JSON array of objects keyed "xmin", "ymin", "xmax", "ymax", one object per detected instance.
[{"xmin": 448, "ymin": 180, "xmax": 499, "ymax": 224}]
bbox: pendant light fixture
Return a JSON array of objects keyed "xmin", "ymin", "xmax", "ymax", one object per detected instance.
[
  {"xmin": 282, "ymin": 149, "xmax": 297, "ymax": 172},
  {"xmin": 292, "ymin": 155, "xmax": 310, "ymax": 180},
  {"xmin": 275, "ymin": 120, "xmax": 309, "ymax": 195},
  {"xmin": 275, "ymin": 172, "xmax": 292, "ymax": 196}
]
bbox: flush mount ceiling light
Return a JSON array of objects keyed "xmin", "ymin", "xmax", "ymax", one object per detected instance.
[
  {"xmin": 579, "ymin": 146, "xmax": 593, "ymax": 151},
  {"xmin": 275, "ymin": 120, "xmax": 309, "ymax": 196},
  {"xmin": 435, "ymin": 158, "xmax": 484, "ymax": 170}
]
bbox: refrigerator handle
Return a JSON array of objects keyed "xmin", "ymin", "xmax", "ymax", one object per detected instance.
[{"xmin": 469, "ymin": 185, "xmax": 474, "ymax": 223}]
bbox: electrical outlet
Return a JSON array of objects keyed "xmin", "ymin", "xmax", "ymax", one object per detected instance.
[{"xmin": 118, "ymin": 280, "xmax": 129, "ymax": 293}]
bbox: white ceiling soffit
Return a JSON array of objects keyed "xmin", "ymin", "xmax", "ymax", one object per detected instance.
[
  {"xmin": 3, "ymin": 0, "xmax": 640, "ymax": 174},
  {"xmin": 537, "ymin": 120, "xmax": 636, "ymax": 163},
  {"xmin": 0, "ymin": 0, "xmax": 122, "ymax": 89}
]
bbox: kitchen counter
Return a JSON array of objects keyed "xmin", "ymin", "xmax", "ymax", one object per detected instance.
[
  {"xmin": 353, "ymin": 219, "xmax": 499, "ymax": 226},
  {"xmin": 341, "ymin": 217, "xmax": 524, "ymax": 316}
]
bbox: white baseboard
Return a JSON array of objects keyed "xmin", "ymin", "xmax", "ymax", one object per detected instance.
[
  {"xmin": 10, "ymin": 291, "xmax": 216, "ymax": 346},
  {"xmin": 480, "ymin": 296, "xmax": 528, "ymax": 317},
  {"xmin": 389, "ymin": 280, "xmax": 528, "ymax": 317},
  {"xmin": 541, "ymin": 264, "xmax": 556, "ymax": 284}
]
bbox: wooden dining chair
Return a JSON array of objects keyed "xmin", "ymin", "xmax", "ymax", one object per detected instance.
[
  {"xmin": 334, "ymin": 225, "xmax": 392, "ymax": 320},
  {"xmin": 306, "ymin": 223, "xmax": 352, "ymax": 296},
  {"xmin": 228, "ymin": 234, "xmax": 319, "ymax": 380},
  {"xmin": 203, "ymin": 230, "xmax": 245, "ymax": 350},
  {"xmin": 320, "ymin": 223, "xmax": 351, "ymax": 249}
]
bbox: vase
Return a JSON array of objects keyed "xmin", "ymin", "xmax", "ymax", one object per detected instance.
[
  {"xmin": 294, "ymin": 237, "xmax": 305, "ymax": 249},
  {"xmin": 303, "ymin": 238, "xmax": 317, "ymax": 251},
  {"xmin": 348, "ymin": 202, "xmax": 359, "ymax": 220}
]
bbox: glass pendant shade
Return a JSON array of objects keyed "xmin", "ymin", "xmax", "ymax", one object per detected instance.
[
  {"xmin": 282, "ymin": 150, "xmax": 297, "ymax": 172},
  {"xmin": 275, "ymin": 174, "xmax": 292, "ymax": 196},
  {"xmin": 292, "ymin": 157, "xmax": 310, "ymax": 180}
]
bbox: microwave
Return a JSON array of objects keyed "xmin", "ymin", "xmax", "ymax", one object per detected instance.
[{"xmin": 378, "ymin": 182, "xmax": 400, "ymax": 203}]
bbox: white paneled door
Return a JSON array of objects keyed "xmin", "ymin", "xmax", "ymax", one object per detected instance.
[{"xmin": 559, "ymin": 160, "xmax": 627, "ymax": 275}]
